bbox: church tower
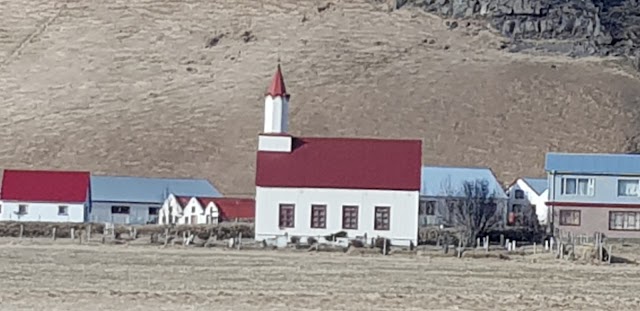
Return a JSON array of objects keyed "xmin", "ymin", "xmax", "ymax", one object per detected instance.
[
  {"xmin": 263, "ymin": 64, "xmax": 290, "ymax": 133},
  {"xmin": 258, "ymin": 64, "xmax": 293, "ymax": 152}
]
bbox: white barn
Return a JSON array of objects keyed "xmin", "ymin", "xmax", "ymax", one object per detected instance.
[
  {"xmin": 254, "ymin": 65, "xmax": 423, "ymax": 247},
  {"xmin": 506, "ymin": 177, "xmax": 549, "ymax": 225}
]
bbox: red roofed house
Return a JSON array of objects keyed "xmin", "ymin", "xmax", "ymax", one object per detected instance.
[
  {"xmin": 0, "ymin": 169, "xmax": 91, "ymax": 223},
  {"xmin": 158, "ymin": 194, "xmax": 254, "ymax": 225},
  {"xmin": 255, "ymin": 65, "xmax": 422, "ymax": 247}
]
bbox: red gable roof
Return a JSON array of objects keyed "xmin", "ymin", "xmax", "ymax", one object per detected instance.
[
  {"xmin": 198, "ymin": 197, "xmax": 255, "ymax": 220},
  {"xmin": 256, "ymin": 137, "xmax": 422, "ymax": 191},
  {"xmin": 266, "ymin": 64, "xmax": 288, "ymax": 98},
  {"xmin": 1, "ymin": 169, "xmax": 90, "ymax": 203}
]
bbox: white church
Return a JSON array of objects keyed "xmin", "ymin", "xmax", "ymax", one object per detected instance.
[{"xmin": 254, "ymin": 64, "xmax": 423, "ymax": 247}]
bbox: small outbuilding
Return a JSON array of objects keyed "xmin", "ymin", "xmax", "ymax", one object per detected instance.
[{"xmin": 0, "ymin": 169, "xmax": 91, "ymax": 223}]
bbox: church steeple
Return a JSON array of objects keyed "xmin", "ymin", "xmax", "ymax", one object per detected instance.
[
  {"xmin": 267, "ymin": 64, "xmax": 288, "ymax": 98},
  {"xmin": 263, "ymin": 64, "xmax": 290, "ymax": 134}
]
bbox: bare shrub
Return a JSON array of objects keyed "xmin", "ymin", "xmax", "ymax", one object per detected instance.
[{"xmin": 442, "ymin": 179, "xmax": 502, "ymax": 247}]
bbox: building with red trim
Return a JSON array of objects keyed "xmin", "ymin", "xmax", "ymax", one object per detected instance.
[
  {"xmin": 546, "ymin": 152, "xmax": 640, "ymax": 238},
  {"xmin": 0, "ymin": 169, "xmax": 91, "ymax": 222},
  {"xmin": 254, "ymin": 65, "xmax": 422, "ymax": 246},
  {"xmin": 158, "ymin": 194, "xmax": 254, "ymax": 225}
]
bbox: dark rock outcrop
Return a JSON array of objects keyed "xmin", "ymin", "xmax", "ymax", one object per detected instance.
[{"xmin": 399, "ymin": 0, "xmax": 640, "ymax": 59}]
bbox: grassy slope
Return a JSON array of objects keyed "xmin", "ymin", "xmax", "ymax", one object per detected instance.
[{"xmin": 0, "ymin": 0, "xmax": 639, "ymax": 195}]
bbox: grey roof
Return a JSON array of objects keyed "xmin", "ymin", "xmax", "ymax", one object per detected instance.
[
  {"xmin": 421, "ymin": 166, "xmax": 507, "ymax": 199},
  {"xmin": 545, "ymin": 152, "xmax": 640, "ymax": 175},
  {"xmin": 522, "ymin": 178, "xmax": 548, "ymax": 195},
  {"xmin": 90, "ymin": 175, "xmax": 221, "ymax": 203}
]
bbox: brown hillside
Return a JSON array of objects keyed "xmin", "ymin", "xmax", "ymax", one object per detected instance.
[{"xmin": 1, "ymin": 0, "xmax": 639, "ymax": 195}]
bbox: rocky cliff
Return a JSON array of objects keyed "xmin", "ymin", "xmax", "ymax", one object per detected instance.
[{"xmin": 399, "ymin": 0, "xmax": 640, "ymax": 60}]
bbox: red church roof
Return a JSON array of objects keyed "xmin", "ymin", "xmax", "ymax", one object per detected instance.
[
  {"xmin": 198, "ymin": 197, "xmax": 255, "ymax": 220},
  {"xmin": 266, "ymin": 64, "xmax": 288, "ymax": 98},
  {"xmin": 1, "ymin": 169, "xmax": 90, "ymax": 203},
  {"xmin": 256, "ymin": 137, "xmax": 422, "ymax": 191}
]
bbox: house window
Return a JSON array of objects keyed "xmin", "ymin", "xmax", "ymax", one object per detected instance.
[
  {"xmin": 279, "ymin": 204, "xmax": 295, "ymax": 228},
  {"xmin": 559, "ymin": 210, "xmax": 581, "ymax": 226},
  {"xmin": 191, "ymin": 206, "xmax": 196, "ymax": 213},
  {"xmin": 18, "ymin": 204, "xmax": 28, "ymax": 215},
  {"xmin": 374, "ymin": 206, "xmax": 391, "ymax": 231},
  {"xmin": 342, "ymin": 205, "xmax": 358, "ymax": 230},
  {"xmin": 111, "ymin": 206, "xmax": 130, "ymax": 214},
  {"xmin": 148, "ymin": 207, "xmax": 159, "ymax": 215},
  {"xmin": 514, "ymin": 189, "xmax": 525, "ymax": 199},
  {"xmin": 419, "ymin": 201, "xmax": 436, "ymax": 215},
  {"xmin": 58, "ymin": 205, "xmax": 68, "ymax": 215},
  {"xmin": 561, "ymin": 178, "xmax": 594, "ymax": 196},
  {"xmin": 310, "ymin": 205, "xmax": 326, "ymax": 229},
  {"xmin": 618, "ymin": 179, "xmax": 640, "ymax": 197},
  {"xmin": 610, "ymin": 211, "xmax": 640, "ymax": 231}
]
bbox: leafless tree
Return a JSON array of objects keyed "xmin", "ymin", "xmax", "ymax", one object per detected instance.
[{"xmin": 441, "ymin": 179, "xmax": 503, "ymax": 247}]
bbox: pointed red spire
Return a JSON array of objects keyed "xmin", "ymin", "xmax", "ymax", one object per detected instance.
[{"xmin": 266, "ymin": 64, "xmax": 288, "ymax": 98}]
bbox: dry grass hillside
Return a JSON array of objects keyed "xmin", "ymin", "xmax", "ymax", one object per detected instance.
[{"xmin": 1, "ymin": 0, "xmax": 639, "ymax": 195}]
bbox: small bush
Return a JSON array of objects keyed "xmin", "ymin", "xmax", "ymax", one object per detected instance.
[
  {"xmin": 290, "ymin": 236, "xmax": 300, "ymax": 244},
  {"xmin": 307, "ymin": 237, "xmax": 317, "ymax": 245}
]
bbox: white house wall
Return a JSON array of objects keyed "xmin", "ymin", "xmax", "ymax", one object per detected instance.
[
  {"xmin": 158, "ymin": 195, "xmax": 182, "ymax": 225},
  {"xmin": 255, "ymin": 187, "xmax": 419, "ymax": 246},
  {"xmin": 0, "ymin": 201, "xmax": 85, "ymax": 223},
  {"xmin": 158, "ymin": 196, "xmax": 220, "ymax": 225},
  {"xmin": 177, "ymin": 199, "xmax": 218, "ymax": 225},
  {"xmin": 508, "ymin": 180, "xmax": 549, "ymax": 225}
]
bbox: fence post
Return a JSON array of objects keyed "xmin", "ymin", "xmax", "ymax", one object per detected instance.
[
  {"xmin": 598, "ymin": 232, "xmax": 603, "ymax": 262},
  {"xmin": 382, "ymin": 239, "xmax": 387, "ymax": 255},
  {"xmin": 87, "ymin": 224, "xmax": 92, "ymax": 241},
  {"xmin": 52, "ymin": 227, "xmax": 57, "ymax": 241},
  {"xmin": 19, "ymin": 224, "xmax": 24, "ymax": 239},
  {"xmin": 237, "ymin": 232, "xmax": 242, "ymax": 250},
  {"xmin": 608, "ymin": 245, "xmax": 612, "ymax": 264},
  {"xmin": 71, "ymin": 228, "xmax": 75, "ymax": 240}
]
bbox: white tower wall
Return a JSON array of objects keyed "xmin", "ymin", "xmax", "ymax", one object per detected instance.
[{"xmin": 263, "ymin": 95, "xmax": 289, "ymax": 134}]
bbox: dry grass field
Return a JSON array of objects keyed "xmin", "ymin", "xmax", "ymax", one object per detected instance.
[
  {"xmin": 1, "ymin": 240, "xmax": 640, "ymax": 310},
  {"xmin": 1, "ymin": 0, "xmax": 640, "ymax": 195}
]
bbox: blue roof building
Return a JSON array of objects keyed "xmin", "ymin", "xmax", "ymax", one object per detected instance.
[
  {"xmin": 544, "ymin": 152, "xmax": 640, "ymax": 238},
  {"xmin": 419, "ymin": 166, "xmax": 508, "ymax": 228},
  {"xmin": 89, "ymin": 175, "xmax": 221, "ymax": 224}
]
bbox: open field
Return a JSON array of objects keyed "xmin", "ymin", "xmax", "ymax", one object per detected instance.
[
  {"xmin": 1, "ymin": 0, "xmax": 640, "ymax": 195},
  {"xmin": 1, "ymin": 240, "xmax": 640, "ymax": 310}
]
